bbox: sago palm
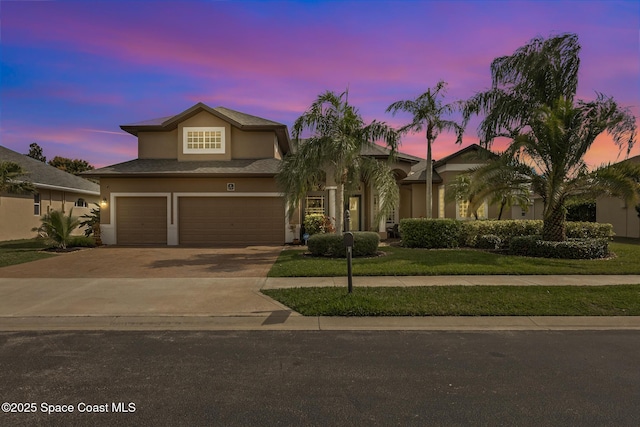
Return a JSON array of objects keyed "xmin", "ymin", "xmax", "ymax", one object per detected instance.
[{"xmin": 38, "ymin": 209, "xmax": 80, "ymax": 249}]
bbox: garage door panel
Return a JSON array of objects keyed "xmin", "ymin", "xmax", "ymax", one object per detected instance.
[
  {"xmin": 116, "ymin": 197, "xmax": 167, "ymax": 245},
  {"xmin": 179, "ymin": 197, "xmax": 284, "ymax": 245}
]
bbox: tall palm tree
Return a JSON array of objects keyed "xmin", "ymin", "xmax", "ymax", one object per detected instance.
[
  {"xmin": 387, "ymin": 81, "xmax": 464, "ymax": 218},
  {"xmin": 0, "ymin": 161, "xmax": 35, "ymax": 195},
  {"xmin": 277, "ymin": 90, "xmax": 399, "ymax": 233},
  {"xmin": 465, "ymin": 34, "xmax": 638, "ymax": 240}
]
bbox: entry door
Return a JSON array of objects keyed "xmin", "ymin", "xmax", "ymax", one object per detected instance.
[{"xmin": 347, "ymin": 196, "xmax": 361, "ymax": 231}]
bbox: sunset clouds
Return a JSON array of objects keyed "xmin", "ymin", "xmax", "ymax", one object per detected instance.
[{"xmin": 1, "ymin": 1, "xmax": 638, "ymax": 167}]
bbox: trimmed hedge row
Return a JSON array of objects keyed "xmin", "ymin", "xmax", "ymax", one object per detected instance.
[
  {"xmin": 307, "ymin": 231, "xmax": 380, "ymax": 257},
  {"xmin": 508, "ymin": 236, "xmax": 610, "ymax": 259},
  {"xmin": 398, "ymin": 218, "xmax": 614, "ymax": 259},
  {"xmin": 399, "ymin": 219, "xmax": 462, "ymax": 249}
]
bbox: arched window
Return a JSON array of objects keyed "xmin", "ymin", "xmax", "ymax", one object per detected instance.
[{"xmin": 75, "ymin": 198, "xmax": 88, "ymax": 208}]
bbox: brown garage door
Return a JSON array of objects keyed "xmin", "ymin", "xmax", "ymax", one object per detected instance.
[
  {"xmin": 179, "ymin": 197, "xmax": 284, "ymax": 245},
  {"xmin": 116, "ymin": 197, "xmax": 167, "ymax": 245}
]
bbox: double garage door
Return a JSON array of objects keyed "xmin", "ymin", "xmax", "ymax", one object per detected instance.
[{"xmin": 115, "ymin": 196, "xmax": 285, "ymax": 246}]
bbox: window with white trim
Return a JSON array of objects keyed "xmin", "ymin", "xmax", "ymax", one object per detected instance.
[
  {"xmin": 74, "ymin": 198, "xmax": 88, "ymax": 208},
  {"xmin": 34, "ymin": 193, "xmax": 40, "ymax": 215},
  {"xmin": 438, "ymin": 185, "xmax": 445, "ymax": 218},
  {"xmin": 183, "ymin": 127, "xmax": 225, "ymax": 154}
]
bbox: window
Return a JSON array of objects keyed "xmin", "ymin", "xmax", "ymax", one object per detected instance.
[
  {"xmin": 34, "ymin": 193, "xmax": 40, "ymax": 215},
  {"xmin": 305, "ymin": 196, "xmax": 325, "ymax": 215},
  {"xmin": 457, "ymin": 199, "xmax": 488, "ymax": 220},
  {"xmin": 183, "ymin": 127, "xmax": 225, "ymax": 154},
  {"xmin": 75, "ymin": 198, "xmax": 88, "ymax": 208}
]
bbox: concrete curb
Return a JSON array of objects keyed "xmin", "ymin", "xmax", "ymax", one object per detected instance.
[{"xmin": 1, "ymin": 315, "xmax": 639, "ymax": 331}]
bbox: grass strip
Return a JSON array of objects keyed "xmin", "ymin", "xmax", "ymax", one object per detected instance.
[{"xmin": 262, "ymin": 285, "xmax": 640, "ymax": 316}]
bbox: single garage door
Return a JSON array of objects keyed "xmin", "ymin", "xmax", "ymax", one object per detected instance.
[
  {"xmin": 179, "ymin": 197, "xmax": 285, "ymax": 245},
  {"xmin": 116, "ymin": 197, "xmax": 167, "ymax": 245}
]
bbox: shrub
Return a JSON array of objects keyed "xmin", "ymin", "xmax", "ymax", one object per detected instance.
[
  {"xmin": 474, "ymin": 234, "xmax": 502, "ymax": 250},
  {"xmin": 308, "ymin": 232, "xmax": 379, "ymax": 257},
  {"xmin": 399, "ymin": 219, "xmax": 462, "ymax": 249},
  {"xmin": 566, "ymin": 222, "xmax": 614, "ymax": 239},
  {"xmin": 459, "ymin": 220, "xmax": 541, "ymax": 248},
  {"xmin": 68, "ymin": 236, "xmax": 97, "ymax": 248},
  {"xmin": 508, "ymin": 236, "xmax": 610, "ymax": 259},
  {"xmin": 33, "ymin": 209, "xmax": 80, "ymax": 249},
  {"xmin": 304, "ymin": 214, "xmax": 335, "ymax": 236}
]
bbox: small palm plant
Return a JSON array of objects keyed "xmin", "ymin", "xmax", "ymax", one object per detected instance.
[{"xmin": 35, "ymin": 209, "xmax": 80, "ymax": 249}]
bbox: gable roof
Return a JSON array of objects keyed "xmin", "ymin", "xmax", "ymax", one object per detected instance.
[
  {"xmin": 0, "ymin": 145, "xmax": 100, "ymax": 195},
  {"xmin": 401, "ymin": 144, "xmax": 496, "ymax": 183},
  {"xmin": 120, "ymin": 102, "xmax": 291, "ymax": 153}
]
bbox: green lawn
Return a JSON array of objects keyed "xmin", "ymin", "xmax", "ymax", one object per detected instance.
[
  {"xmin": 0, "ymin": 239, "xmax": 56, "ymax": 268},
  {"xmin": 262, "ymin": 285, "xmax": 640, "ymax": 316},
  {"xmin": 268, "ymin": 239, "xmax": 640, "ymax": 277}
]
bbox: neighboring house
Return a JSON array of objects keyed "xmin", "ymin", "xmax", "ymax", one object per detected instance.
[
  {"xmin": 0, "ymin": 145, "xmax": 100, "ymax": 241},
  {"xmin": 86, "ymin": 103, "xmax": 292, "ymax": 246},
  {"xmin": 596, "ymin": 155, "xmax": 640, "ymax": 238}
]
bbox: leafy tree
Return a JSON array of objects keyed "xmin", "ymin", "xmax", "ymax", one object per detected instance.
[
  {"xmin": 0, "ymin": 161, "xmax": 35, "ymax": 194},
  {"xmin": 464, "ymin": 34, "xmax": 638, "ymax": 241},
  {"xmin": 387, "ymin": 81, "xmax": 464, "ymax": 218},
  {"xmin": 277, "ymin": 90, "xmax": 399, "ymax": 233},
  {"xmin": 49, "ymin": 156, "xmax": 94, "ymax": 175},
  {"xmin": 26, "ymin": 143, "xmax": 46, "ymax": 162},
  {"xmin": 35, "ymin": 208, "xmax": 80, "ymax": 249}
]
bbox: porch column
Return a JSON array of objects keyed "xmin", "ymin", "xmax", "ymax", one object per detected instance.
[
  {"xmin": 326, "ymin": 186, "xmax": 337, "ymax": 229},
  {"xmin": 378, "ymin": 194, "xmax": 386, "ymax": 233}
]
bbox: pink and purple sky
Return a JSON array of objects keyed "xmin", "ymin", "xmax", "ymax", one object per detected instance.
[{"xmin": 1, "ymin": 0, "xmax": 638, "ymax": 168}]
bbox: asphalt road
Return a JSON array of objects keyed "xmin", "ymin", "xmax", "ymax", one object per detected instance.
[{"xmin": 1, "ymin": 331, "xmax": 639, "ymax": 426}]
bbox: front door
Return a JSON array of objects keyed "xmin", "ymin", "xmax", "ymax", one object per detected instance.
[{"xmin": 346, "ymin": 196, "xmax": 361, "ymax": 231}]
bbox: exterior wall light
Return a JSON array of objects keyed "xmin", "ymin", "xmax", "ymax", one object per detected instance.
[{"xmin": 100, "ymin": 198, "xmax": 108, "ymax": 208}]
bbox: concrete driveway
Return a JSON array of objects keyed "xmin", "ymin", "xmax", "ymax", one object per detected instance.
[{"xmin": 0, "ymin": 245, "xmax": 284, "ymax": 278}]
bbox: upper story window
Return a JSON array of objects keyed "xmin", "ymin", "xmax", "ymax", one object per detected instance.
[{"xmin": 183, "ymin": 127, "xmax": 225, "ymax": 154}]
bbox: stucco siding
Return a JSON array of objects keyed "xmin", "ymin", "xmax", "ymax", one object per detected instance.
[
  {"xmin": 231, "ymin": 129, "xmax": 276, "ymax": 159},
  {"xmin": 138, "ymin": 131, "xmax": 178, "ymax": 159},
  {"xmin": 597, "ymin": 196, "xmax": 640, "ymax": 238},
  {"xmin": 177, "ymin": 111, "xmax": 232, "ymax": 162}
]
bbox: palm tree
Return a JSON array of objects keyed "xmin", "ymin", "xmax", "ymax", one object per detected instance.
[
  {"xmin": 277, "ymin": 90, "xmax": 399, "ymax": 233},
  {"xmin": 0, "ymin": 161, "xmax": 35, "ymax": 195},
  {"xmin": 387, "ymin": 81, "xmax": 464, "ymax": 218},
  {"xmin": 465, "ymin": 34, "xmax": 638, "ymax": 241},
  {"xmin": 36, "ymin": 209, "xmax": 80, "ymax": 249}
]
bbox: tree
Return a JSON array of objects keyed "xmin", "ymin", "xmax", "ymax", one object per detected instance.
[
  {"xmin": 35, "ymin": 208, "xmax": 80, "ymax": 249},
  {"xmin": 387, "ymin": 81, "xmax": 464, "ymax": 218},
  {"xmin": 277, "ymin": 90, "xmax": 399, "ymax": 234},
  {"xmin": 464, "ymin": 34, "xmax": 638, "ymax": 241},
  {"xmin": 48, "ymin": 156, "xmax": 94, "ymax": 175},
  {"xmin": 26, "ymin": 143, "xmax": 46, "ymax": 162},
  {"xmin": 0, "ymin": 161, "xmax": 35, "ymax": 195}
]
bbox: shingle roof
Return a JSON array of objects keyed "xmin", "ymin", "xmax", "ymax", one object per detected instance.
[
  {"xmin": 359, "ymin": 144, "xmax": 423, "ymax": 163},
  {"xmin": 84, "ymin": 158, "xmax": 281, "ymax": 177},
  {"xmin": 120, "ymin": 102, "xmax": 291, "ymax": 153},
  {"xmin": 401, "ymin": 160, "xmax": 443, "ymax": 183},
  {"xmin": 0, "ymin": 145, "xmax": 100, "ymax": 195}
]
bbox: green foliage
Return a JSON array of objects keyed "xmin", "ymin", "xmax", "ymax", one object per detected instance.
[
  {"xmin": 399, "ymin": 218, "xmax": 462, "ymax": 248},
  {"xmin": 35, "ymin": 209, "xmax": 80, "ymax": 249},
  {"xmin": 565, "ymin": 222, "xmax": 614, "ymax": 239},
  {"xmin": 508, "ymin": 236, "xmax": 610, "ymax": 259},
  {"xmin": 26, "ymin": 142, "xmax": 46, "ymax": 162},
  {"xmin": 566, "ymin": 200, "xmax": 596, "ymax": 222},
  {"xmin": 303, "ymin": 214, "xmax": 334, "ymax": 236},
  {"xmin": 68, "ymin": 236, "xmax": 97, "ymax": 248},
  {"xmin": 79, "ymin": 203, "xmax": 101, "ymax": 237},
  {"xmin": 474, "ymin": 234, "xmax": 502, "ymax": 250},
  {"xmin": 0, "ymin": 161, "xmax": 35, "ymax": 194},
  {"xmin": 308, "ymin": 231, "xmax": 379, "ymax": 257},
  {"xmin": 48, "ymin": 156, "xmax": 94, "ymax": 175},
  {"xmin": 459, "ymin": 220, "xmax": 541, "ymax": 247},
  {"xmin": 458, "ymin": 220, "xmax": 614, "ymax": 248}
]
